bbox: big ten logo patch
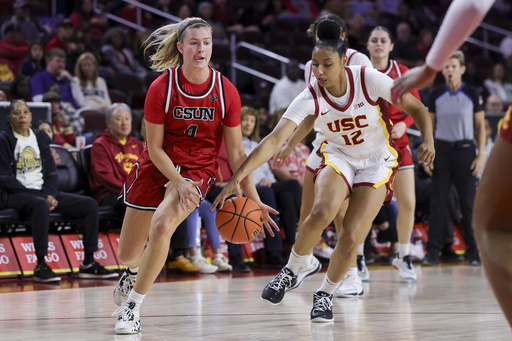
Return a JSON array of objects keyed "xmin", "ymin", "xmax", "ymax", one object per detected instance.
[
  {"xmin": 61, "ymin": 233, "xmax": 119, "ymax": 271},
  {"xmin": 0, "ymin": 238, "xmax": 22, "ymax": 277},
  {"xmin": 11, "ymin": 235, "xmax": 70, "ymax": 275}
]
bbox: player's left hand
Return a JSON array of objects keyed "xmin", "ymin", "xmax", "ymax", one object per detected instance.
[
  {"xmin": 255, "ymin": 202, "xmax": 279, "ymax": 238},
  {"xmin": 391, "ymin": 121, "xmax": 407, "ymax": 139},
  {"xmin": 211, "ymin": 179, "xmax": 243, "ymax": 212},
  {"xmin": 417, "ymin": 139, "xmax": 435, "ymax": 167}
]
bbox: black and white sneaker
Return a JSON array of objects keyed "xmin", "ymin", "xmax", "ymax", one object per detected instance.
[
  {"xmin": 261, "ymin": 267, "xmax": 297, "ymax": 305},
  {"xmin": 310, "ymin": 291, "xmax": 334, "ymax": 323},
  {"xmin": 113, "ymin": 268, "xmax": 137, "ymax": 306},
  {"xmin": 78, "ymin": 261, "xmax": 119, "ymax": 279},
  {"xmin": 113, "ymin": 301, "xmax": 141, "ymax": 334},
  {"xmin": 33, "ymin": 264, "xmax": 61, "ymax": 283},
  {"xmin": 289, "ymin": 255, "xmax": 321, "ymax": 291}
]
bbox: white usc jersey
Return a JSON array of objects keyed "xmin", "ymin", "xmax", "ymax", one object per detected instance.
[{"xmin": 284, "ymin": 65, "xmax": 397, "ymax": 159}]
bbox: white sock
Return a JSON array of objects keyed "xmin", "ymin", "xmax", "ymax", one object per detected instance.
[
  {"xmin": 399, "ymin": 243, "xmax": 410, "ymax": 259},
  {"xmin": 127, "ymin": 289, "xmax": 146, "ymax": 308},
  {"xmin": 318, "ymin": 273, "xmax": 341, "ymax": 294},
  {"xmin": 286, "ymin": 247, "xmax": 309, "ymax": 275},
  {"xmin": 357, "ymin": 243, "xmax": 365, "ymax": 256},
  {"xmin": 128, "ymin": 267, "xmax": 138, "ymax": 275}
]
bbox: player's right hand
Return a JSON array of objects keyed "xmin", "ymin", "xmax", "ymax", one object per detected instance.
[{"xmin": 272, "ymin": 144, "xmax": 293, "ymax": 169}]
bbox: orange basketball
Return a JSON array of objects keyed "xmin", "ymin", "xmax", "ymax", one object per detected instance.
[{"xmin": 216, "ymin": 197, "xmax": 263, "ymax": 244}]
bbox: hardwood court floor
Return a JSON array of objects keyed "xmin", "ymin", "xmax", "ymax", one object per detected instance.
[{"xmin": 0, "ymin": 264, "xmax": 509, "ymax": 340}]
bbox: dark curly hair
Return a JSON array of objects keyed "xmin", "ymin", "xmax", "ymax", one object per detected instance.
[{"xmin": 315, "ymin": 19, "xmax": 346, "ymax": 59}]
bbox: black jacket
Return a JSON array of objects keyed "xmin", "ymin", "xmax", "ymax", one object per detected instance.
[{"xmin": 0, "ymin": 127, "xmax": 58, "ymax": 206}]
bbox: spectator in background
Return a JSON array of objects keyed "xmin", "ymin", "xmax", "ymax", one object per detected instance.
[
  {"xmin": 423, "ymin": 50, "xmax": 485, "ymax": 266},
  {"xmin": 151, "ymin": 0, "xmax": 180, "ymax": 27},
  {"xmin": 239, "ymin": 0, "xmax": 277, "ymax": 33},
  {"xmin": 197, "ymin": 1, "xmax": 228, "ymax": 45},
  {"xmin": 74, "ymin": 52, "xmax": 111, "ymax": 113},
  {"xmin": 212, "ymin": 0, "xmax": 244, "ymax": 34},
  {"xmin": 281, "ymin": 0, "xmax": 318, "ymax": 20},
  {"xmin": 486, "ymin": 93, "xmax": 505, "ymax": 114},
  {"xmin": 45, "ymin": 19, "xmax": 74, "ymax": 53},
  {"xmin": 0, "ymin": 21, "xmax": 30, "ymax": 76},
  {"xmin": 0, "ymin": 100, "xmax": 117, "ymax": 282},
  {"xmin": 69, "ymin": 0, "xmax": 109, "ymax": 38},
  {"xmin": 43, "ymin": 90, "xmax": 77, "ymax": 149},
  {"xmin": 268, "ymin": 60, "xmax": 307, "ymax": 116},
  {"xmin": 391, "ymin": 21, "xmax": 422, "ymax": 68},
  {"xmin": 2, "ymin": 0, "xmax": 41, "ymax": 44},
  {"xmin": 177, "ymin": 4, "xmax": 192, "ymax": 21},
  {"xmin": 100, "ymin": 27, "xmax": 148, "ymax": 80},
  {"xmin": 9, "ymin": 74, "xmax": 31, "ymax": 101},
  {"xmin": 35, "ymin": 120, "xmax": 53, "ymax": 141},
  {"xmin": 0, "ymin": 90, "xmax": 6, "ymax": 101},
  {"xmin": 349, "ymin": 0, "xmax": 377, "ymax": 25},
  {"xmin": 89, "ymin": 103, "xmax": 144, "ymax": 217},
  {"xmin": 21, "ymin": 41, "xmax": 45, "ymax": 77},
  {"xmin": 254, "ymin": 101, "xmax": 271, "ymax": 138},
  {"xmin": 47, "ymin": 84, "xmax": 84, "ymax": 135},
  {"xmin": 31, "ymin": 48, "xmax": 84, "ymax": 109},
  {"xmin": 483, "ymin": 63, "xmax": 512, "ymax": 106},
  {"xmin": 416, "ymin": 28, "xmax": 434, "ymax": 60},
  {"xmin": 346, "ymin": 14, "xmax": 368, "ymax": 52}
]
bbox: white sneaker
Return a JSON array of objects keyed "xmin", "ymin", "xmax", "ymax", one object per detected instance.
[
  {"xmin": 113, "ymin": 301, "xmax": 141, "ymax": 334},
  {"xmin": 113, "ymin": 269, "xmax": 137, "ymax": 307},
  {"xmin": 335, "ymin": 267, "xmax": 363, "ymax": 298},
  {"xmin": 289, "ymin": 254, "xmax": 322, "ymax": 291},
  {"xmin": 212, "ymin": 254, "xmax": 232, "ymax": 272},
  {"xmin": 313, "ymin": 242, "xmax": 333, "ymax": 259},
  {"xmin": 191, "ymin": 256, "xmax": 218, "ymax": 274},
  {"xmin": 357, "ymin": 255, "xmax": 370, "ymax": 282},
  {"xmin": 392, "ymin": 255, "xmax": 417, "ymax": 281}
]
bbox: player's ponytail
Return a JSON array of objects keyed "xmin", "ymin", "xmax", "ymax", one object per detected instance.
[
  {"xmin": 315, "ymin": 19, "xmax": 346, "ymax": 58},
  {"xmin": 144, "ymin": 17, "xmax": 212, "ymax": 72}
]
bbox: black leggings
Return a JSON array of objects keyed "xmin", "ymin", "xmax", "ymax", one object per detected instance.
[{"xmin": 5, "ymin": 191, "xmax": 99, "ymax": 257}]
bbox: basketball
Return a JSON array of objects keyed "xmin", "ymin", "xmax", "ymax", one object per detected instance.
[{"xmin": 216, "ymin": 197, "xmax": 263, "ymax": 244}]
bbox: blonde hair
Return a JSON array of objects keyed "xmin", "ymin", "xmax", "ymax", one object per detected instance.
[
  {"xmin": 144, "ymin": 17, "xmax": 212, "ymax": 73},
  {"xmin": 240, "ymin": 106, "xmax": 260, "ymax": 142},
  {"xmin": 75, "ymin": 52, "xmax": 99, "ymax": 88},
  {"xmin": 449, "ymin": 50, "xmax": 465, "ymax": 67}
]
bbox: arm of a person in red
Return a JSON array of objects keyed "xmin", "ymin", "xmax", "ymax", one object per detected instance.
[{"xmin": 90, "ymin": 143, "xmax": 125, "ymax": 194}]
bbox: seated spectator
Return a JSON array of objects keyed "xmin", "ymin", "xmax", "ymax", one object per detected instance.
[
  {"xmin": 31, "ymin": 48, "xmax": 85, "ymax": 109},
  {"xmin": 239, "ymin": 0, "xmax": 277, "ymax": 33},
  {"xmin": 212, "ymin": 0, "xmax": 244, "ymax": 34},
  {"xmin": 269, "ymin": 60, "xmax": 307, "ymax": 116},
  {"xmin": 34, "ymin": 120, "xmax": 53, "ymax": 141},
  {"xmin": 281, "ymin": 0, "xmax": 318, "ymax": 20},
  {"xmin": 100, "ymin": 27, "xmax": 148, "ymax": 80},
  {"xmin": 21, "ymin": 41, "xmax": 45, "ymax": 77},
  {"xmin": 74, "ymin": 52, "xmax": 111, "ymax": 113},
  {"xmin": 89, "ymin": 103, "xmax": 144, "ymax": 216},
  {"xmin": 416, "ymin": 28, "xmax": 433, "ymax": 60},
  {"xmin": 0, "ymin": 21, "xmax": 30, "ymax": 76},
  {"xmin": 45, "ymin": 18, "xmax": 74, "ymax": 53},
  {"xmin": 0, "ymin": 90, "xmax": 6, "ymax": 101},
  {"xmin": 241, "ymin": 106, "xmax": 302, "ymax": 259},
  {"xmin": 2, "ymin": 0, "xmax": 41, "ymax": 44},
  {"xmin": 391, "ymin": 21, "xmax": 422, "ymax": 68},
  {"xmin": 186, "ymin": 199, "xmax": 232, "ymax": 273},
  {"xmin": 486, "ymin": 94, "xmax": 505, "ymax": 114},
  {"xmin": 47, "ymin": 84, "xmax": 84, "ymax": 135},
  {"xmin": 483, "ymin": 63, "xmax": 512, "ymax": 106},
  {"xmin": 197, "ymin": 1, "xmax": 228, "ymax": 45},
  {"xmin": 69, "ymin": 0, "xmax": 109, "ymax": 39},
  {"xmin": 43, "ymin": 90, "xmax": 77, "ymax": 149},
  {"xmin": 0, "ymin": 100, "xmax": 117, "ymax": 282},
  {"xmin": 9, "ymin": 74, "xmax": 31, "ymax": 101}
]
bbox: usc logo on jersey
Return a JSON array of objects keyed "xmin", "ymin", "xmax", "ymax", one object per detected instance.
[
  {"xmin": 173, "ymin": 106, "xmax": 215, "ymax": 121},
  {"xmin": 327, "ymin": 114, "xmax": 369, "ymax": 132}
]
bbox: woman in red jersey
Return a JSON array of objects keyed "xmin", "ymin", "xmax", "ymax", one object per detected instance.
[
  {"xmin": 111, "ymin": 17, "xmax": 278, "ymax": 335},
  {"xmin": 367, "ymin": 26, "xmax": 420, "ymax": 280}
]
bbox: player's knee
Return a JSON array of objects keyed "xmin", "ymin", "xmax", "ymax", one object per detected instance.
[
  {"xmin": 117, "ymin": 245, "xmax": 137, "ymax": 264},
  {"xmin": 150, "ymin": 214, "xmax": 175, "ymax": 239}
]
